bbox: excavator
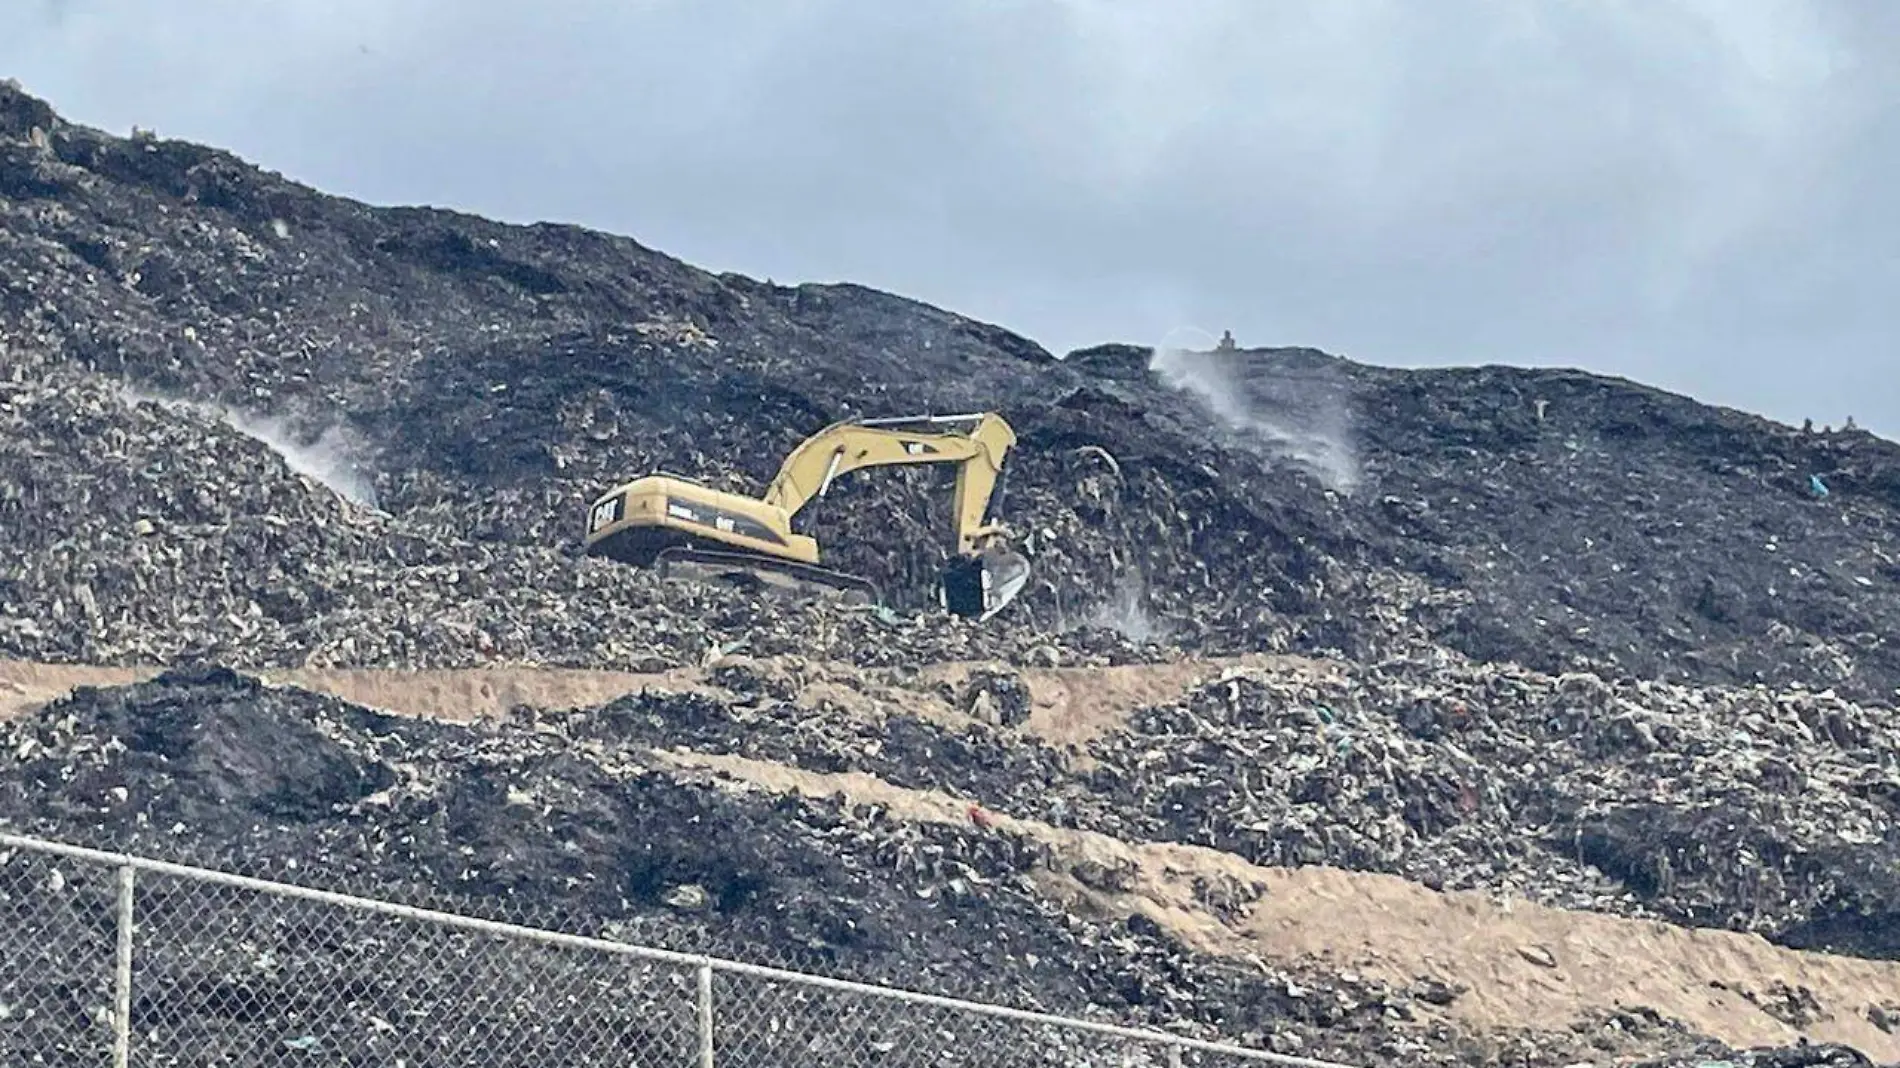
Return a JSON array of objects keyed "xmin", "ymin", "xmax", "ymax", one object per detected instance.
[{"xmin": 581, "ymin": 412, "xmax": 1032, "ymax": 621}]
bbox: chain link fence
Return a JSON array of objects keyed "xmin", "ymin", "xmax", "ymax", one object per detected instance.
[{"xmin": 0, "ymin": 832, "xmax": 1361, "ymax": 1068}]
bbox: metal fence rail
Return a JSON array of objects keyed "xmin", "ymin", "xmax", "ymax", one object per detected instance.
[{"xmin": 0, "ymin": 831, "xmax": 1365, "ymax": 1068}]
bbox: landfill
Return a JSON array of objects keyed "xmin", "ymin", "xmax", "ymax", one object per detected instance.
[
  {"xmin": 535, "ymin": 650, "xmax": 1900, "ymax": 958},
  {"xmin": 3, "ymin": 79, "xmax": 1900, "ymax": 1066},
  {"xmin": 0, "ymin": 667, "xmax": 1864, "ymax": 1068}
]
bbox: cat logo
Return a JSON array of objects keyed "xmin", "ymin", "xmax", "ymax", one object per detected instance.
[{"xmin": 589, "ymin": 496, "xmax": 621, "ymax": 533}]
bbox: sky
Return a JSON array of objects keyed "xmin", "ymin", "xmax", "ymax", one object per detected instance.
[{"xmin": 6, "ymin": 0, "xmax": 1896, "ymax": 438}]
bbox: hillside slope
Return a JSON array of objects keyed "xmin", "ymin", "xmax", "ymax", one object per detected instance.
[
  {"xmin": 4, "ymin": 79, "xmax": 1900, "ymax": 1067},
  {"xmin": 4, "ymin": 80, "xmax": 1900, "ymax": 699}
]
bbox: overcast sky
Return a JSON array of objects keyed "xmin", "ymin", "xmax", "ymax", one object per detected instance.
[{"xmin": 7, "ymin": 0, "xmax": 1895, "ymax": 437}]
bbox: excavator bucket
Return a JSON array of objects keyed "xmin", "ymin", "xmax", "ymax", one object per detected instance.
[{"xmin": 940, "ymin": 546, "xmax": 1032, "ymax": 621}]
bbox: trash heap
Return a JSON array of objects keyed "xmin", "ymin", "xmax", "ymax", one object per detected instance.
[
  {"xmin": 5, "ymin": 78, "xmax": 1900, "ymax": 700},
  {"xmin": 5, "ymin": 79, "xmax": 1900, "ymax": 1066},
  {"xmin": 0, "ymin": 368, "xmax": 1166, "ymax": 670},
  {"xmin": 565, "ymin": 654, "xmax": 1899, "ymax": 959},
  {"xmin": 0, "ymin": 668, "xmax": 1775, "ymax": 1068}
]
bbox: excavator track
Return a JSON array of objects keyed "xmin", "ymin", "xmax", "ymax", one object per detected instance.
[{"xmin": 652, "ymin": 545, "xmax": 884, "ymax": 607}]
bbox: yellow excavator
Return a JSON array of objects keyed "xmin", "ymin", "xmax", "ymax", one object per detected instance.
[{"xmin": 581, "ymin": 412, "xmax": 1032, "ymax": 620}]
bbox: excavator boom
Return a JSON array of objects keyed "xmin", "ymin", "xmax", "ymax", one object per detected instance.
[
  {"xmin": 761, "ymin": 412, "xmax": 1015, "ymax": 553},
  {"xmin": 582, "ymin": 412, "xmax": 1030, "ymax": 620}
]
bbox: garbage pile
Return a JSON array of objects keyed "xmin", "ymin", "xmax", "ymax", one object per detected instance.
[
  {"xmin": 0, "ymin": 667, "xmax": 1737, "ymax": 1068},
  {"xmin": 0, "ymin": 369, "xmax": 1166, "ymax": 670},
  {"xmin": 6, "ymin": 79, "xmax": 1900, "ymax": 1066},
  {"xmin": 564, "ymin": 653, "xmax": 1899, "ymax": 959},
  {"xmin": 6, "ymin": 80, "xmax": 1900, "ymax": 700}
]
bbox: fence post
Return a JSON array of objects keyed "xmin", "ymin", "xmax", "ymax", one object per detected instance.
[
  {"xmin": 696, "ymin": 959, "xmax": 714, "ymax": 1068},
  {"xmin": 112, "ymin": 864, "xmax": 135, "ymax": 1068}
]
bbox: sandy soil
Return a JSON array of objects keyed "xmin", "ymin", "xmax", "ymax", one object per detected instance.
[
  {"xmin": 0, "ymin": 660, "xmax": 152, "ymax": 719},
  {"xmin": 0, "ymin": 653, "xmax": 1319, "ymax": 747},
  {"xmin": 6, "ymin": 656, "xmax": 1897, "ymax": 1060}
]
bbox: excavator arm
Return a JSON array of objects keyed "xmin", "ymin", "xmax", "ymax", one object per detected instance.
[{"xmin": 761, "ymin": 412, "xmax": 1016, "ymax": 555}]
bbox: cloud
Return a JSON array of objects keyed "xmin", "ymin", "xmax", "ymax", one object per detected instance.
[{"xmin": 4, "ymin": 0, "xmax": 1894, "ymax": 436}]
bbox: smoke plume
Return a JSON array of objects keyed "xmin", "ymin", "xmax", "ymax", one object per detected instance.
[
  {"xmin": 115, "ymin": 384, "xmax": 381, "ymax": 510},
  {"xmin": 1148, "ymin": 327, "xmax": 1362, "ymax": 495}
]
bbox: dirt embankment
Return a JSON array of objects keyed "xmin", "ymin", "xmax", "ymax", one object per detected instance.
[
  {"xmin": 663, "ymin": 749, "xmax": 1900, "ymax": 1059},
  {"xmin": 0, "ymin": 652, "xmax": 1311, "ymax": 742},
  {"xmin": 5, "ymin": 655, "xmax": 1898, "ymax": 1061}
]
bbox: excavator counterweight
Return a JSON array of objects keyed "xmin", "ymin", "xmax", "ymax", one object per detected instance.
[{"xmin": 582, "ymin": 412, "xmax": 1031, "ymax": 620}]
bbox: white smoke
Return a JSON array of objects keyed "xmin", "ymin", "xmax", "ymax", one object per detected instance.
[
  {"xmin": 1148, "ymin": 327, "xmax": 1362, "ymax": 495},
  {"xmin": 218, "ymin": 408, "xmax": 381, "ymax": 509},
  {"xmin": 115, "ymin": 383, "xmax": 381, "ymax": 509},
  {"xmin": 1080, "ymin": 570, "xmax": 1173, "ymax": 643}
]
